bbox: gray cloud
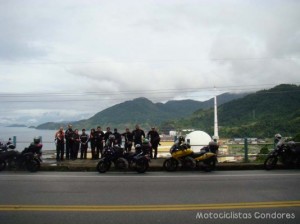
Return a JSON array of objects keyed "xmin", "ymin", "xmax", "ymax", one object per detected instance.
[{"xmin": 0, "ymin": 0, "xmax": 299, "ymax": 125}]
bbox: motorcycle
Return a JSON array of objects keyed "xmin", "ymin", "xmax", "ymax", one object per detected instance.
[
  {"xmin": 0, "ymin": 138, "xmax": 43, "ymax": 172},
  {"xmin": 23, "ymin": 142, "xmax": 43, "ymax": 169},
  {"xmin": 163, "ymin": 141, "xmax": 218, "ymax": 172},
  {"xmin": 124, "ymin": 143, "xmax": 150, "ymax": 173},
  {"xmin": 96, "ymin": 140, "xmax": 150, "ymax": 173},
  {"xmin": 264, "ymin": 140, "xmax": 300, "ymax": 170},
  {"xmin": 0, "ymin": 139, "xmax": 16, "ymax": 152}
]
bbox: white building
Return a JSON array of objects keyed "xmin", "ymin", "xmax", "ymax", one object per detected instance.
[{"xmin": 185, "ymin": 130, "xmax": 212, "ymax": 152}]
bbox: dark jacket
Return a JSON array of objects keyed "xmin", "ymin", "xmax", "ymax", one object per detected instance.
[
  {"xmin": 65, "ymin": 129, "xmax": 74, "ymax": 142},
  {"xmin": 80, "ymin": 133, "xmax": 89, "ymax": 148},
  {"xmin": 95, "ymin": 130, "xmax": 104, "ymax": 143},
  {"xmin": 147, "ymin": 130, "xmax": 160, "ymax": 145},
  {"xmin": 132, "ymin": 129, "xmax": 145, "ymax": 144},
  {"xmin": 122, "ymin": 132, "xmax": 133, "ymax": 144}
]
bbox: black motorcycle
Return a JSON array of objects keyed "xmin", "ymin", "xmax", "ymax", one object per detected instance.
[
  {"xmin": 123, "ymin": 144, "xmax": 150, "ymax": 173},
  {"xmin": 96, "ymin": 144, "xmax": 150, "ymax": 173},
  {"xmin": 0, "ymin": 140, "xmax": 16, "ymax": 152},
  {"xmin": 0, "ymin": 143, "xmax": 42, "ymax": 172},
  {"xmin": 264, "ymin": 141, "xmax": 300, "ymax": 170}
]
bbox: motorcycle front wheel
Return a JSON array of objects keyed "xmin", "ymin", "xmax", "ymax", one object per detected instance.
[
  {"xmin": 163, "ymin": 158, "xmax": 178, "ymax": 172},
  {"xmin": 264, "ymin": 156, "xmax": 278, "ymax": 170},
  {"xmin": 26, "ymin": 159, "xmax": 40, "ymax": 172},
  {"xmin": 0, "ymin": 159, "xmax": 6, "ymax": 171},
  {"xmin": 97, "ymin": 160, "xmax": 111, "ymax": 173},
  {"xmin": 135, "ymin": 159, "xmax": 149, "ymax": 173}
]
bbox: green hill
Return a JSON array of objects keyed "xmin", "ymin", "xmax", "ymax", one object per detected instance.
[
  {"xmin": 161, "ymin": 84, "xmax": 300, "ymax": 138},
  {"xmin": 36, "ymin": 93, "xmax": 247, "ymax": 130}
]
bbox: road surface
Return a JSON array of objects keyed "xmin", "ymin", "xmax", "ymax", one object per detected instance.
[{"xmin": 0, "ymin": 170, "xmax": 299, "ymax": 224}]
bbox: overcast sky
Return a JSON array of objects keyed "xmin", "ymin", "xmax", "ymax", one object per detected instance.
[{"xmin": 0, "ymin": 0, "xmax": 299, "ymax": 126}]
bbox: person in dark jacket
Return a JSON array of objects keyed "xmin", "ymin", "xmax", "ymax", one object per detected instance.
[
  {"xmin": 72, "ymin": 129, "xmax": 80, "ymax": 160},
  {"xmin": 122, "ymin": 128, "xmax": 133, "ymax": 152},
  {"xmin": 104, "ymin": 127, "xmax": 112, "ymax": 142},
  {"xmin": 95, "ymin": 126, "xmax": 104, "ymax": 159},
  {"xmin": 80, "ymin": 129, "xmax": 89, "ymax": 159},
  {"xmin": 147, "ymin": 127, "xmax": 160, "ymax": 159},
  {"xmin": 132, "ymin": 124, "xmax": 145, "ymax": 146},
  {"xmin": 89, "ymin": 128, "xmax": 96, "ymax": 159},
  {"xmin": 65, "ymin": 124, "xmax": 74, "ymax": 160},
  {"xmin": 113, "ymin": 128, "xmax": 122, "ymax": 146}
]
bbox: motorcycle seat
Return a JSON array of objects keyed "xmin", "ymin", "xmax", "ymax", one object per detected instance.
[
  {"xmin": 192, "ymin": 152, "xmax": 206, "ymax": 157},
  {"xmin": 124, "ymin": 152, "xmax": 135, "ymax": 157}
]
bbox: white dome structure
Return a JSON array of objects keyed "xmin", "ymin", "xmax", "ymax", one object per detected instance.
[{"xmin": 185, "ymin": 130, "xmax": 212, "ymax": 152}]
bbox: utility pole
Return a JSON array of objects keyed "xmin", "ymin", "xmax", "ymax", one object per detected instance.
[{"xmin": 213, "ymin": 95, "xmax": 219, "ymax": 141}]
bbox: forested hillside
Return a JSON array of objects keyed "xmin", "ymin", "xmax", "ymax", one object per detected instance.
[{"xmin": 160, "ymin": 84, "xmax": 300, "ymax": 138}]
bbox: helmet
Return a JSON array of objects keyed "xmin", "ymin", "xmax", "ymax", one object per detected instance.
[
  {"xmin": 33, "ymin": 136, "xmax": 41, "ymax": 144},
  {"xmin": 178, "ymin": 136, "xmax": 185, "ymax": 143},
  {"xmin": 274, "ymin": 134, "xmax": 282, "ymax": 141},
  {"xmin": 143, "ymin": 138, "xmax": 149, "ymax": 144},
  {"xmin": 135, "ymin": 144, "xmax": 142, "ymax": 153},
  {"xmin": 135, "ymin": 144, "xmax": 142, "ymax": 149}
]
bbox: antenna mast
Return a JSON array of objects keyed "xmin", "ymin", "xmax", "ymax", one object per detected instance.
[{"xmin": 213, "ymin": 87, "xmax": 219, "ymax": 141}]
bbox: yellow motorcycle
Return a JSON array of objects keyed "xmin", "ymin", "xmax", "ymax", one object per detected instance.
[{"xmin": 163, "ymin": 140, "xmax": 218, "ymax": 172}]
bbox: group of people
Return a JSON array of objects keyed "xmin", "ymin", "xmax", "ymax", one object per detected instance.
[{"xmin": 54, "ymin": 124, "xmax": 160, "ymax": 161}]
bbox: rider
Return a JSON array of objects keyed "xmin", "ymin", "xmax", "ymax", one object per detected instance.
[
  {"xmin": 30, "ymin": 136, "xmax": 42, "ymax": 147},
  {"xmin": 147, "ymin": 127, "xmax": 160, "ymax": 159},
  {"xmin": 27, "ymin": 136, "xmax": 43, "ymax": 157},
  {"xmin": 80, "ymin": 129, "xmax": 89, "ymax": 159},
  {"xmin": 95, "ymin": 126, "xmax": 105, "ymax": 159},
  {"xmin": 55, "ymin": 127, "xmax": 65, "ymax": 161},
  {"xmin": 113, "ymin": 128, "xmax": 122, "ymax": 146},
  {"xmin": 274, "ymin": 134, "xmax": 285, "ymax": 148},
  {"xmin": 208, "ymin": 141, "xmax": 219, "ymax": 153},
  {"xmin": 135, "ymin": 144, "xmax": 142, "ymax": 154},
  {"xmin": 132, "ymin": 124, "xmax": 145, "ymax": 146},
  {"xmin": 170, "ymin": 136, "xmax": 186, "ymax": 151},
  {"xmin": 141, "ymin": 138, "xmax": 151, "ymax": 155},
  {"xmin": 65, "ymin": 124, "xmax": 74, "ymax": 160},
  {"xmin": 122, "ymin": 128, "xmax": 133, "ymax": 152},
  {"xmin": 274, "ymin": 133, "xmax": 284, "ymax": 147},
  {"xmin": 201, "ymin": 141, "xmax": 219, "ymax": 153}
]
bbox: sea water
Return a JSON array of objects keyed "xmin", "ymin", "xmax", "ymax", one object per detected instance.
[{"xmin": 0, "ymin": 126, "xmax": 56, "ymax": 151}]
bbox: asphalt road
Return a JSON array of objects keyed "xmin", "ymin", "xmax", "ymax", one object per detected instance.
[{"xmin": 0, "ymin": 170, "xmax": 299, "ymax": 224}]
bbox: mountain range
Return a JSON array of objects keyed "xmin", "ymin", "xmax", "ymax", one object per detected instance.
[
  {"xmin": 36, "ymin": 92, "xmax": 248, "ymax": 131},
  {"xmin": 36, "ymin": 84, "xmax": 300, "ymax": 138}
]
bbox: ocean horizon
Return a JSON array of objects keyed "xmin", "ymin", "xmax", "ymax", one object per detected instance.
[{"xmin": 0, "ymin": 126, "xmax": 58, "ymax": 151}]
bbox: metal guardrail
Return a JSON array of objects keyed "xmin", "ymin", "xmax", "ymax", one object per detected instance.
[{"xmin": 6, "ymin": 136, "xmax": 298, "ymax": 163}]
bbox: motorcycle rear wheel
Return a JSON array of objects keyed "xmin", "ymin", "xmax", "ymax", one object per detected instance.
[
  {"xmin": 26, "ymin": 159, "xmax": 40, "ymax": 172},
  {"xmin": 163, "ymin": 158, "xmax": 178, "ymax": 172},
  {"xmin": 0, "ymin": 159, "xmax": 6, "ymax": 171},
  {"xmin": 135, "ymin": 159, "xmax": 149, "ymax": 173},
  {"xmin": 97, "ymin": 160, "xmax": 111, "ymax": 173},
  {"xmin": 264, "ymin": 156, "xmax": 278, "ymax": 170}
]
